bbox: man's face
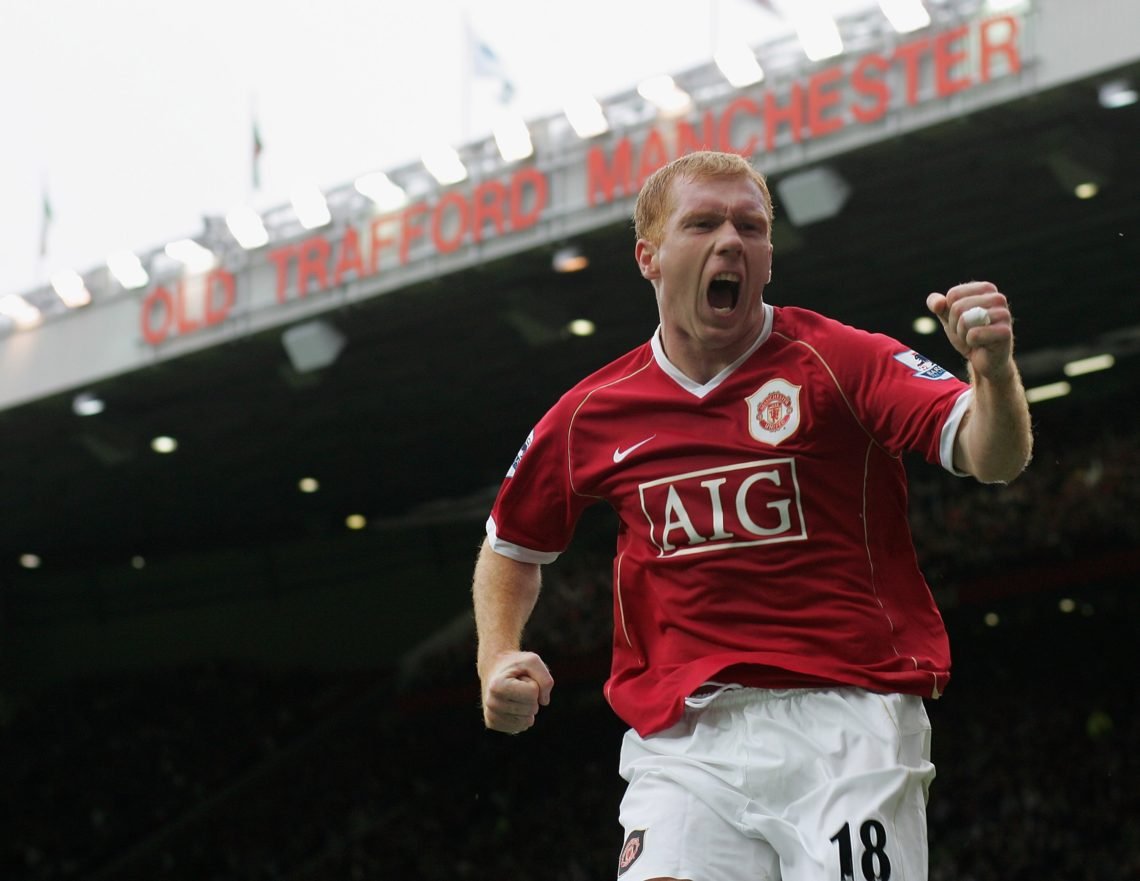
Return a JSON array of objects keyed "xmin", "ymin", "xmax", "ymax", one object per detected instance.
[{"xmin": 636, "ymin": 173, "xmax": 773, "ymax": 371}]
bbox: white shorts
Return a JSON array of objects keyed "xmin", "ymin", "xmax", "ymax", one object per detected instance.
[{"xmin": 616, "ymin": 687, "xmax": 935, "ymax": 881}]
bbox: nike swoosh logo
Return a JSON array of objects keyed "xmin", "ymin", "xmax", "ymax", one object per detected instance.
[{"xmin": 613, "ymin": 435, "xmax": 656, "ymax": 463}]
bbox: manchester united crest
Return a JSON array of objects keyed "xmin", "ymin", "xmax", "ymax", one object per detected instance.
[
  {"xmin": 746, "ymin": 379, "xmax": 801, "ymax": 446},
  {"xmin": 617, "ymin": 829, "xmax": 646, "ymax": 876}
]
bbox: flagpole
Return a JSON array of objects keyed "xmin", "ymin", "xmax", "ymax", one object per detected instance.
[
  {"xmin": 38, "ymin": 175, "xmax": 51, "ymax": 283},
  {"xmin": 461, "ymin": 12, "xmax": 473, "ymax": 143},
  {"xmin": 250, "ymin": 95, "xmax": 262, "ymax": 199}
]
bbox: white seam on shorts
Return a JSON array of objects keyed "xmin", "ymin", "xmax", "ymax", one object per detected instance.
[{"xmin": 687, "ymin": 685, "xmax": 840, "ymax": 713}]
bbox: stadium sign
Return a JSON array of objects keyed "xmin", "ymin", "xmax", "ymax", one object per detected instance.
[
  {"xmin": 139, "ymin": 167, "xmax": 550, "ymax": 345},
  {"xmin": 136, "ymin": 13, "xmax": 1024, "ymax": 348},
  {"xmin": 585, "ymin": 14, "xmax": 1022, "ymax": 206}
]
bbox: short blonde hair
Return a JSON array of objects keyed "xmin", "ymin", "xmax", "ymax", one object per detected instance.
[{"xmin": 634, "ymin": 151, "xmax": 773, "ymax": 245}]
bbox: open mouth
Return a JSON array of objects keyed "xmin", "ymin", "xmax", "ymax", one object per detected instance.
[{"xmin": 707, "ymin": 272, "xmax": 741, "ymax": 313}]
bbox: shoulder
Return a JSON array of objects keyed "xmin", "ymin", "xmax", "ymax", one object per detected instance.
[
  {"xmin": 771, "ymin": 304, "xmax": 902, "ymax": 359},
  {"xmin": 556, "ymin": 340, "xmax": 657, "ymax": 411},
  {"xmin": 522, "ymin": 341, "xmax": 656, "ymax": 485},
  {"xmin": 773, "ymin": 304, "xmax": 871, "ymax": 340}
]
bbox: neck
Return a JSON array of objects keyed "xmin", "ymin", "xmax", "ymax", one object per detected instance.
[{"xmin": 656, "ymin": 317, "xmax": 768, "ymax": 385}]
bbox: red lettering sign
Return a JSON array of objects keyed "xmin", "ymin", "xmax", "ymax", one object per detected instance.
[
  {"xmin": 297, "ymin": 237, "xmax": 331, "ymax": 296},
  {"xmin": 850, "ymin": 53, "xmax": 891, "ymax": 123},
  {"xmin": 584, "ymin": 15, "xmax": 1023, "ymax": 210},
  {"xmin": 893, "ymin": 37, "xmax": 930, "ymax": 106},
  {"xmin": 432, "ymin": 192, "xmax": 470, "ymax": 254},
  {"xmin": 138, "ymin": 14, "xmax": 1023, "ymax": 347},
  {"xmin": 510, "ymin": 166, "xmax": 547, "ymax": 229},
  {"xmin": 140, "ymin": 285, "xmax": 174, "ymax": 346},
  {"xmin": 980, "ymin": 15, "xmax": 1020, "ymax": 81},
  {"xmin": 934, "ymin": 26, "xmax": 972, "ymax": 97},
  {"xmin": 138, "ymin": 269, "xmax": 236, "ymax": 346},
  {"xmin": 215, "ymin": 166, "xmax": 554, "ymax": 324},
  {"xmin": 719, "ymin": 97, "xmax": 761, "ymax": 156},
  {"xmin": 587, "ymin": 137, "xmax": 634, "ymax": 206},
  {"xmin": 472, "ymin": 179, "xmax": 508, "ymax": 241},
  {"xmin": 808, "ymin": 66, "xmax": 845, "ymax": 138},
  {"xmin": 333, "ymin": 226, "xmax": 364, "ymax": 286},
  {"xmin": 677, "ymin": 112, "xmax": 717, "ymax": 154},
  {"xmin": 764, "ymin": 82, "xmax": 805, "ymax": 150}
]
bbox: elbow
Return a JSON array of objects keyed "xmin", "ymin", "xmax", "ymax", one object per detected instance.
[
  {"xmin": 973, "ymin": 464, "xmax": 1024, "ymax": 485},
  {"xmin": 973, "ymin": 442, "xmax": 1033, "ymax": 485}
]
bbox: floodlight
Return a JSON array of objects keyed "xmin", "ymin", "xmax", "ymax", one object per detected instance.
[
  {"xmin": 912, "ymin": 316, "xmax": 938, "ymax": 335},
  {"xmin": 422, "ymin": 146, "xmax": 468, "ymax": 185},
  {"xmin": 877, "ymin": 0, "xmax": 930, "ymax": 34},
  {"xmin": 493, "ymin": 112, "xmax": 534, "ymax": 162},
  {"xmin": 355, "ymin": 172, "xmax": 408, "ymax": 211},
  {"xmin": 225, "ymin": 206, "xmax": 270, "ymax": 248},
  {"xmin": 107, "ymin": 250, "xmax": 150, "ymax": 289},
  {"xmin": 72, "ymin": 391, "xmax": 105, "ymax": 416},
  {"xmin": 50, "ymin": 269, "xmax": 92, "ymax": 308},
  {"xmin": 1025, "ymin": 381, "xmax": 1071, "ymax": 404},
  {"xmin": 164, "ymin": 239, "xmax": 217, "ymax": 274},
  {"xmin": 567, "ymin": 319, "xmax": 595, "ymax": 337},
  {"xmin": 553, "ymin": 246, "xmax": 588, "ymax": 273},
  {"xmin": 715, "ymin": 43, "xmax": 765, "ymax": 88},
  {"xmin": 788, "ymin": 4, "xmax": 843, "ymax": 61},
  {"xmin": 1063, "ymin": 354, "xmax": 1114, "ymax": 377},
  {"xmin": 290, "ymin": 182, "xmax": 332, "ymax": 230},
  {"xmin": 1098, "ymin": 80, "xmax": 1138, "ymax": 109},
  {"xmin": 563, "ymin": 93, "xmax": 608, "ymax": 138},
  {"xmin": 637, "ymin": 75, "xmax": 692, "ymax": 115},
  {"xmin": 0, "ymin": 294, "xmax": 42, "ymax": 329}
]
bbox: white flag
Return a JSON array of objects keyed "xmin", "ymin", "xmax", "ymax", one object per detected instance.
[{"xmin": 470, "ymin": 31, "xmax": 515, "ymax": 105}]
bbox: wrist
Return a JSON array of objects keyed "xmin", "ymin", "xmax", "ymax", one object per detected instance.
[{"xmin": 477, "ymin": 646, "xmax": 519, "ymax": 681}]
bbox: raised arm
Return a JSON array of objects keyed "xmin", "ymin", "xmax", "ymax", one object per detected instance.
[
  {"xmin": 472, "ymin": 537, "xmax": 554, "ymax": 733},
  {"xmin": 927, "ymin": 281, "xmax": 1033, "ymax": 483}
]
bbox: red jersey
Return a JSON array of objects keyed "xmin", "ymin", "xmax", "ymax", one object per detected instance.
[{"xmin": 487, "ymin": 303, "xmax": 973, "ymax": 736}]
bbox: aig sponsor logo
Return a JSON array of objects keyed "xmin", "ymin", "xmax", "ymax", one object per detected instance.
[{"xmin": 638, "ymin": 458, "xmax": 807, "ymax": 557}]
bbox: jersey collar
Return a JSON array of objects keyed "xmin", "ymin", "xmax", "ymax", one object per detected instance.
[{"xmin": 651, "ymin": 302, "xmax": 774, "ymax": 399}]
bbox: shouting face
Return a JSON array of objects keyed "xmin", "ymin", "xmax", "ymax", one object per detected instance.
[{"xmin": 635, "ymin": 173, "xmax": 773, "ymax": 383}]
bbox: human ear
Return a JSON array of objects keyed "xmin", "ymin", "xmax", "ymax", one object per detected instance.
[{"xmin": 635, "ymin": 240, "xmax": 659, "ymax": 279}]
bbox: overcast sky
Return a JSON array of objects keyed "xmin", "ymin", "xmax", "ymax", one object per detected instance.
[{"xmin": 0, "ymin": 0, "xmax": 881, "ymax": 299}]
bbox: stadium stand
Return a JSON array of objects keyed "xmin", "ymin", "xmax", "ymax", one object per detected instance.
[{"xmin": 3, "ymin": 391, "xmax": 1138, "ymax": 880}]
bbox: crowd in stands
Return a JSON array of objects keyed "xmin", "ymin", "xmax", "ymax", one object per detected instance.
[
  {"xmin": 907, "ymin": 399, "xmax": 1140, "ymax": 589},
  {"xmin": 3, "ymin": 398, "xmax": 1138, "ymax": 879},
  {"xmin": 3, "ymin": 605, "xmax": 1137, "ymax": 880}
]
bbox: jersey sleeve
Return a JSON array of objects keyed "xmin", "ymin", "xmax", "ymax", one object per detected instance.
[
  {"xmin": 823, "ymin": 318, "xmax": 973, "ymax": 473},
  {"xmin": 485, "ymin": 397, "xmax": 595, "ymax": 564}
]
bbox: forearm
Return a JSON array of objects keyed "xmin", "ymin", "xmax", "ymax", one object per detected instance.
[
  {"xmin": 472, "ymin": 537, "xmax": 542, "ymax": 679},
  {"xmin": 956, "ymin": 363, "xmax": 1033, "ymax": 483}
]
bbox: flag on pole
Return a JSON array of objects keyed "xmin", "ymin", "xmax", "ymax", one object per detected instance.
[
  {"xmin": 39, "ymin": 186, "xmax": 52, "ymax": 257},
  {"xmin": 252, "ymin": 118, "xmax": 264, "ymax": 190},
  {"xmin": 470, "ymin": 31, "xmax": 515, "ymax": 105}
]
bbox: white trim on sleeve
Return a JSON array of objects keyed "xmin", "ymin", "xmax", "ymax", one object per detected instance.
[
  {"xmin": 940, "ymin": 388, "xmax": 974, "ymax": 477},
  {"xmin": 486, "ymin": 516, "xmax": 561, "ymax": 565}
]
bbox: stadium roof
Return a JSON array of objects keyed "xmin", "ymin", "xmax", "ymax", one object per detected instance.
[{"xmin": 2, "ymin": 29, "xmax": 1137, "ymax": 576}]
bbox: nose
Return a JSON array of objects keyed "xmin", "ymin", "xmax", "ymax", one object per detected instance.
[{"xmin": 715, "ymin": 220, "xmax": 744, "ymax": 254}]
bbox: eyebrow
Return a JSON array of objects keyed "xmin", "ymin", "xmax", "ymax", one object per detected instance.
[{"xmin": 678, "ymin": 205, "xmax": 770, "ymax": 224}]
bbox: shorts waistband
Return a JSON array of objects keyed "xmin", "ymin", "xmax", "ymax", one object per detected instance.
[{"xmin": 685, "ymin": 683, "xmax": 855, "ymax": 712}]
